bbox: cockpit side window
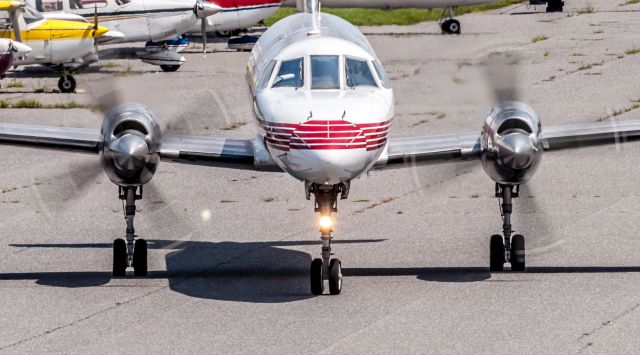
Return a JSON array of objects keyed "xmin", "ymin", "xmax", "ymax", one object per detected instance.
[
  {"xmin": 372, "ymin": 60, "xmax": 391, "ymax": 89},
  {"xmin": 36, "ymin": 0, "xmax": 64, "ymax": 12},
  {"xmin": 23, "ymin": 6, "xmax": 44, "ymax": 24},
  {"xmin": 311, "ymin": 55, "xmax": 340, "ymax": 90},
  {"xmin": 345, "ymin": 57, "xmax": 377, "ymax": 88},
  {"xmin": 258, "ymin": 60, "xmax": 276, "ymax": 89},
  {"xmin": 272, "ymin": 57, "xmax": 304, "ymax": 88}
]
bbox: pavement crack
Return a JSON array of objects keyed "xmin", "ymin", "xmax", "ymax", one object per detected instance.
[
  {"xmin": 576, "ymin": 301, "xmax": 640, "ymax": 352},
  {"xmin": 0, "ymin": 285, "xmax": 164, "ymax": 351}
]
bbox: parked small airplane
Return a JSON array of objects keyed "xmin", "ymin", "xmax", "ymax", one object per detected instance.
[
  {"xmin": 27, "ymin": 0, "xmax": 221, "ymax": 71},
  {"xmin": 0, "ymin": 37, "xmax": 31, "ymax": 81},
  {"xmin": 0, "ymin": 0, "xmax": 629, "ymax": 296},
  {"xmin": 0, "ymin": 0, "xmax": 122, "ymax": 92},
  {"xmin": 282, "ymin": 0, "xmax": 564, "ymax": 34},
  {"xmin": 27, "ymin": 0, "xmax": 280, "ymax": 71}
]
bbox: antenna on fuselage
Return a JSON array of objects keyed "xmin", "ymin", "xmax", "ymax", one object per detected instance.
[{"xmin": 298, "ymin": 0, "xmax": 321, "ymax": 36}]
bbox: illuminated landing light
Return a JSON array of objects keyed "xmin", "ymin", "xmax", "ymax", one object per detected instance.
[
  {"xmin": 201, "ymin": 209, "xmax": 212, "ymax": 222},
  {"xmin": 319, "ymin": 215, "xmax": 333, "ymax": 231}
]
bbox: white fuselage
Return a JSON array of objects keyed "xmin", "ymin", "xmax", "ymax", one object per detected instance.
[
  {"xmin": 247, "ymin": 13, "xmax": 394, "ymax": 185},
  {"xmin": 183, "ymin": 0, "xmax": 281, "ymax": 33}
]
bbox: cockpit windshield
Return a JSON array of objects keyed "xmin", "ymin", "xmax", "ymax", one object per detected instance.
[
  {"xmin": 311, "ymin": 55, "xmax": 339, "ymax": 90},
  {"xmin": 273, "ymin": 57, "xmax": 304, "ymax": 88},
  {"xmin": 345, "ymin": 57, "xmax": 376, "ymax": 88}
]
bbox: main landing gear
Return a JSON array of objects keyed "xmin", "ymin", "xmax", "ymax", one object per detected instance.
[
  {"xmin": 489, "ymin": 184, "xmax": 525, "ymax": 272},
  {"xmin": 307, "ymin": 182, "xmax": 349, "ymax": 295},
  {"xmin": 439, "ymin": 6, "xmax": 461, "ymax": 35},
  {"xmin": 57, "ymin": 70, "xmax": 76, "ymax": 93},
  {"xmin": 53, "ymin": 66, "xmax": 77, "ymax": 93},
  {"xmin": 113, "ymin": 186, "xmax": 148, "ymax": 277},
  {"xmin": 546, "ymin": 0, "xmax": 564, "ymax": 12}
]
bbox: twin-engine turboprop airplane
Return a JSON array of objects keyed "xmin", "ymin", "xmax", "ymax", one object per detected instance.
[
  {"xmin": 0, "ymin": 0, "xmax": 637, "ymax": 295},
  {"xmin": 0, "ymin": 37, "xmax": 31, "ymax": 80},
  {"xmin": 27, "ymin": 0, "xmax": 221, "ymax": 72},
  {"xmin": 0, "ymin": 0, "xmax": 122, "ymax": 92},
  {"xmin": 282, "ymin": 0, "xmax": 564, "ymax": 34}
]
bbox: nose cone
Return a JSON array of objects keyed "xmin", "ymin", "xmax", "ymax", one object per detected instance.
[
  {"xmin": 108, "ymin": 134, "xmax": 149, "ymax": 173},
  {"xmin": 93, "ymin": 25, "xmax": 111, "ymax": 38},
  {"xmin": 10, "ymin": 41, "xmax": 32, "ymax": 56},
  {"xmin": 496, "ymin": 133, "xmax": 535, "ymax": 170},
  {"xmin": 194, "ymin": 1, "xmax": 222, "ymax": 18}
]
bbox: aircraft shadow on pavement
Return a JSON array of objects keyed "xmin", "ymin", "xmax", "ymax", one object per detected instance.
[
  {"xmin": 6, "ymin": 239, "xmax": 640, "ymax": 299},
  {"xmin": 4, "ymin": 239, "xmax": 383, "ymax": 303}
]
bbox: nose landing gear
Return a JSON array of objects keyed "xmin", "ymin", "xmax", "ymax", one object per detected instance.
[
  {"xmin": 113, "ymin": 186, "xmax": 148, "ymax": 277},
  {"xmin": 307, "ymin": 182, "xmax": 348, "ymax": 295},
  {"xmin": 489, "ymin": 184, "xmax": 526, "ymax": 272}
]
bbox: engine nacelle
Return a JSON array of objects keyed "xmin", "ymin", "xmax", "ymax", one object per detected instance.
[
  {"xmin": 100, "ymin": 103, "xmax": 162, "ymax": 187},
  {"xmin": 480, "ymin": 101, "xmax": 543, "ymax": 185}
]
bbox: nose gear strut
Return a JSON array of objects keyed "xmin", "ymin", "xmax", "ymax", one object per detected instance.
[
  {"xmin": 113, "ymin": 186, "xmax": 148, "ymax": 277},
  {"xmin": 307, "ymin": 182, "xmax": 348, "ymax": 295},
  {"xmin": 490, "ymin": 184, "xmax": 525, "ymax": 272}
]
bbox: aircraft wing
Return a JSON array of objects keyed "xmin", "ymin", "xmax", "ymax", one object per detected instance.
[
  {"xmin": 0, "ymin": 123, "xmax": 101, "ymax": 153},
  {"xmin": 0, "ymin": 123, "xmax": 278, "ymax": 170},
  {"xmin": 378, "ymin": 120, "xmax": 640, "ymax": 168},
  {"xmin": 0, "ymin": 0, "xmax": 25, "ymax": 11},
  {"xmin": 539, "ymin": 120, "xmax": 640, "ymax": 150}
]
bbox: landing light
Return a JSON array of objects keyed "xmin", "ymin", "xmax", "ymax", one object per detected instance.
[{"xmin": 319, "ymin": 215, "xmax": 333, "ymax": 230}]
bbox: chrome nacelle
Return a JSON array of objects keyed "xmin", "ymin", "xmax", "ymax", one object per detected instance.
[
  {"xmin": 100, "ymin": 103, "xmax": 162, "ymax": 186},
  {"xmin": 481, "ymin": 101, "xmax": 543, "ymax": 185}
]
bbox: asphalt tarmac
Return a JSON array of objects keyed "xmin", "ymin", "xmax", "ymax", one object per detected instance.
[{"xmin": 2, "ymin": 0, "xmax": 640, "ymax": 353}]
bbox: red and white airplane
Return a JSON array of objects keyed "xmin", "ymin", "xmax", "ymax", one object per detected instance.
[
  {"xmin": 0, "ymin": 0, "xmax": 635, "ymax": 296},
  {"xmin": 186, "ymin": 0, "xmax": 282, "ymax": 35}
]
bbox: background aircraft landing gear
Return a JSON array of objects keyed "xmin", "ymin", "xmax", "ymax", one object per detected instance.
[
  {"xmin": 439, "ymin": 7, "xmax": 461, "ymax": 34},
  {"xmin": 308, "ymin": 182, "xmax": 347, "ymax": 295},
  {"xmin": 160, "ymin": 65, "xmax": 180, "ymax": 72},
  {"xmin": 489, "ymin": 184, "xmax": 525, "ymax": 272},
  {"xmin": 113, "ymin": 186, "xmax": 148, "ymax": 277},
  {"xmin": 546, "ymin": 0, "xmax": 564, "ymax": 12},
  {"xmin": 57, "ymin": 74, "xmax": 76, "ymax": 93}
]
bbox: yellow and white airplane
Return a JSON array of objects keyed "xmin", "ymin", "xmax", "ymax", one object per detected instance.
[{"xmin": 0, "ymin": 0, "xmax": 122, "ymax": 92}]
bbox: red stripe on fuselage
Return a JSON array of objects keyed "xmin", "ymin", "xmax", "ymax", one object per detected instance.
[{"xmin": 259, "ymin": 119, "xmax": 392, "ymax": 151}]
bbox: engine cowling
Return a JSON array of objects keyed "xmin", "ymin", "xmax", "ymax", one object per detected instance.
[
  {"xmin": 480, "ymin": 101, "xmax": 543, "ymax": 185},
  {"xmin": 100, "ymin": 103, "xmax": 162, "ymax": 186}
]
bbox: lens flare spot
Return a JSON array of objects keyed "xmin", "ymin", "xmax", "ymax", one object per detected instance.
[{"xmin": 201, "ymin": 209, "xmax": 212, "ymax": 222}]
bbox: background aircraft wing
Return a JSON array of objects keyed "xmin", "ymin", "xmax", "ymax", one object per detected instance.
[
  {"xmin": 281, "ymin": 0, "xmax": 496, "ymax": 9},
  {"xmin": 379, "ymin": 120, "xmax": 640, "ymax": 168}
]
